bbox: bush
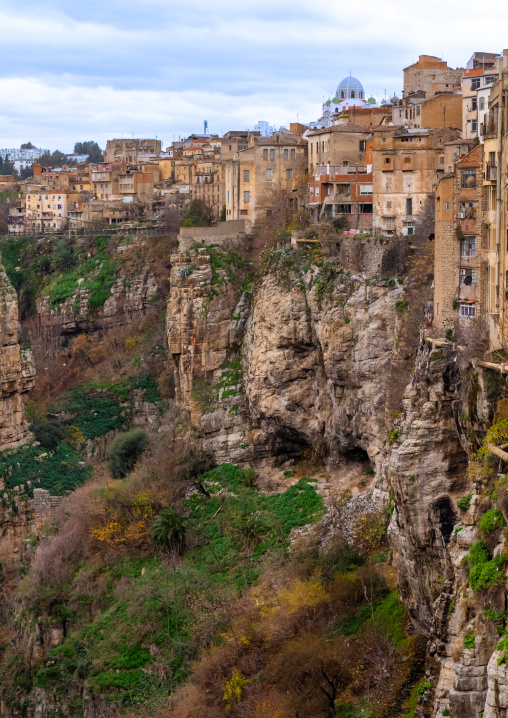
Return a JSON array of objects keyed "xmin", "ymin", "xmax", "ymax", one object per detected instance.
[
  {"xmin": 478, "ymin": 509, "xmax": 506, "ymax": 535},
  {"xmin": 457, "ymin": 494, "xmax": 472, "ymax": 511},
  {"xmin": 52, "ymin": 239, "xmax": 77, "ymax": 272},
  {"xmin": 462, "ymin": 540, "xmax": 505, "ymax": 592},
  {"xmin": 463, "ymin": 633, "xmax": 475, "ymax": 649},
  {"xmin": 108, "ymin": 429, "xmax": 149, "ymax": 478},
  {"xmin": 150, "ymin": 508, "xmax": 186, "ymax": 552}
]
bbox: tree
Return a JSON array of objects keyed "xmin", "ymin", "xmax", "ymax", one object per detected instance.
[
  {"xmin": 0, "ymin": 156, "xmax": 15, "ymax": 175},
  {"xmin": 181, "ymin": 199, "xmax": 213, "ymax": 227},
  {"xmin": 107, "ymin": 429, "xmax": 149, "ymax": 478},
  {"xmin": 20, "ymin": 142, "xmax": 35, "ymax": 150},
  {"xmin": 74, "ymin": 141, "xmax": 104, "ymax": 163},
  {"xmin": 37, "ymin": 150, "xmax": 68, "ymax": 168},
  {"xmin": 52, "ymin": 239, "xmax": 77, "ymax": 271},
  {"xmin": 150, "ymin": 508, "xmax": 187, "ymax": 552},
  {"xmin": 19, "ymin": 166, "xmax": 33, "ymax": 180}
]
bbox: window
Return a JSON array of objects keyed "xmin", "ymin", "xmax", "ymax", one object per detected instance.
[
  {"xmin": 227, "ymin": 190, "xmax": 230, "ymax": 202},
  {"xmin": 283, "ymin": 149, "xmax": 288, "ymax": 159},
  {"xmin": 340, "ymin": 91, "xmax": 345, "ymax": 99},
  {"xmin": 460, "ymin": 303, "xmax": 476, "ymax": 317},
  {"xmin": 286, "ymin": 169, "xmax": 293, "ymax": 180},
  {"xmin": 270, "ymin": 149, "xmax": 275, "ymax": 160},
  {"xmin": 471, "ymin": 78, "xmax": 481, "ymax": 90},
  {"xmin": 351, "ymin": 90, "xmax": 356, "ymax": 98},
  {"xmin": 472, "ymin": 120, "xmax": 477, "ymax": 132},
  {"xmin": 460, "ymin": 268, "xmax": 476, "ymax": 285},
  {"xmin": 343, "ymin": 161, "xmax": 348, "ymax": 167},
  {"xmin": 461, "ymin": 169, "xmax": 476, "ymax": 188},
  {"xmin": 240, "ymin": 209, "xmax": 248, "ymax": 215},
  {"xmin": 263, "ymin": 149, "xmax": 268, "ymax": 160},
  {"xmin": 243, "ymin": 191, "xmax": 250, "ymax": 202},
  {"xmin": 479, "ymin": 97, "xmax": 485, "ymax": 110},
  {"xmin": 416, "ymin": 106, "xmax": 420, "ymax": 116},
  {"xmin": 359, "ymin": 140, "xmax": 366, "ymax": 151},
  {"xmin": 445, "ymin": 201, "xmax": 450, "ymax": 211},
  {"xmin": 266, "ymin": 169, "xmax": 272, "ymax": 180},
  {"xmin": 485, "ymin": 75, "xmax": 495, "ymax": 84},
  {"xmin": 360, "ymin": 184, "xmax": 373, "ymax": 195},
  {"xmin": 382, "ymin": 138, "xmax": 386, "ymax": 143},
  {"xmin": 472, "ymin": 98, "xmax": 477, "ymax": 111},
  {"xmin": 387, "ymin": 201, "xmax": 392, "ymax": 209},
  {"xmin": 289, "ymin": 149, "xmax": 295, "ymax": 160},
  {"xmin": 406, "ymin": 198, "xmax": 413, "ymax": 215},
  {"xmin": 460, "ymin": 237, "xmax": 476, "ymax": 256},
  {"xmin": 490, "ymin": 151, "xmax": 496, "ymax": 166},
  {"xmin": 384, "ymin": 157, "xmax": 391, "ymax": 164},
  {"xmin": 243, "ymin": 170, "xmax": 250, "ymax": 181},
  {"xmin": 359, "ymin": 91, "xmax": 363, "ymax": 99}
]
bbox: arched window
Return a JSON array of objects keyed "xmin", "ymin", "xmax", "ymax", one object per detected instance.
[
  {"xmin": 340, "ymin": 91, "xmax": 345, "ymax": 99},
  {"xmin": 359, "ymin": 91, "xmax": 363, "ymax": 99},
  {"xmin": 350, "ymin": 90, "xmax": 356, "ymax": 98}
]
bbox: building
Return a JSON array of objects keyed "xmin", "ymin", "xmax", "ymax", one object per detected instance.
[
  {"xmin": 25, "ymin": 189, "xmax": 80, "ymax": 233},
  {"xmin": 306, "ymin": 122, "xmax": 372, "ymax": 175},
  {"xmin": 462, "ymin": 53, "xmax": 499, "ymax": 140},
  {"xmin": 307, "ymin": 163, "xmax": 373, "ymax": 228},
  {"xmin": 224, "ymin": 132, "xmax": 307, "ymax": 227},
  {"xmin": 433, "ymin": 144, "xmax": 486, "ymax": 333},
  {"xmin": 391, "ymin": 92, "xmax": 462, "ymax": 131},
  {"xmin": 309, "ymin": 74, "xmax": 379, "ymax": 129},
  {"xmin": 402, "ymin": 55, "xmax": 463, "ymax": 97},
  {"xmin": 372, "ymin": 126, "xmax": 459, "ymax": 236},
  {"xmin": 192, "ymin": 156, "xmax": 224, "ymax": 219},
  {"xmin": 104, "ymin": 139, "xmax": 162, "ymax": 163},
  {"xmin": 90, "ymin": 163, "xmax": 124, "ymax": 199}
]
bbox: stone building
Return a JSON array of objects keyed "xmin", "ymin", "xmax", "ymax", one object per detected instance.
[
  {"xmin": 307, "ymin": 163, "xmax": 373, "ymax": 228},
  {"xmin": 372, "ymin": 126, "xmax": 460, "ymax": 236},
  {"xmin": 306, "ymin": 122, "xmax": 371, "ymax": 175},
  {"xmin": 433, "ymin": 144, "xmax": 486, "ymax": 334},
  {"xmin": 105, "ymin": 138, "xmax": 162, "ymax": 163},
  {"xmin": 402, "ymin": 55, "xmax": 463, "ymax": 97},
  {"xmin": 90, "ymin": 162, "xmax": 124, "ymax": 199},
  {"xmin": 391, "ymin": 92, "xmax": 462, "ymax": 131},
  {"xmin": 224, "ymin": 132, "xmax": 307, "ymax": 228},
  {"xmin": 192, "ymin": 155, "xmax": 225, "ymax": 219}
]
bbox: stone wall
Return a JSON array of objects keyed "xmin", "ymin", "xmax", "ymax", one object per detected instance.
[{"xmin": 178, "ymin": 220, "xmax": 247, "ymax": 252}]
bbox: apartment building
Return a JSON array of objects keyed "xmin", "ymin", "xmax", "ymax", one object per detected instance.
[
  {"xmin": 433, "ymin": 145, "xmax": 486, "ymax": 333},
  {"xmin": 90, "ymin": 163, "xmax": 124, "ymax": 199},
  {"xmin": 306, "ymin": 123, "xmax": 371, "ymax": 175},
  {"xmin": 192, "ymin": 156, "xmax": 224, "ymax": 219},
  {"xmin": 104, "ymin": 139, "xmax": 162, "ymax": 163},
  {"xmin": 224, "ymin": 133, "xmax": 307, "ymax": 227},
  {"xmin": 307, "ymin": 164, "xmax": 373, "ymax": 229},
  {"xmin": 25, "ymin": 189, "xmax": 80, "ymax": 233},
  {"xmin": 372, "ymin": 127, "xmax": 459, "ymax": 236},
  {"xmin": 462, "ymin": 52, "xmax": 499, "ymax": 140}
]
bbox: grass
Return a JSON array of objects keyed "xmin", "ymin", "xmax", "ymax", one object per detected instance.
[
  {"xmin": 17, "ymin": 464, "xmax": 325, "ymax": 710},
  {"xmin": 478, "ymin": 508, "xmax": 506, "ymax": 535}
]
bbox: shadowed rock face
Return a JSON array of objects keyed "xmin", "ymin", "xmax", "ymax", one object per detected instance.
[
  {"xmin": 243, "ymin": 273, "xmax": 404, "ymax": 466},
  {"xmin": 0, "ymin": 260, "xmax": 35, "ymax": 450}
]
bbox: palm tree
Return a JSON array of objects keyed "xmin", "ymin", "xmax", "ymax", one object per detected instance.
[{"xmin": 150, "ymin": 508, "xmax": 186, "ymax": 553}]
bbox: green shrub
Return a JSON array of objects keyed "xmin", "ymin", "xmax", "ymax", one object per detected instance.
[
  {"xmin": 463, "ymin": 540, "xmax": 505, "ymax": 592},
  {"xmin": 150, "ymin": 508, "xmax": 186, "ymax": 552},
  {"xmin": 107, "ymin": 429, "xmax": 149, "ymax": 478},
  {"xmin": 457, "ymin": 494, "xmax": 472, "ymax": 511},
  {"xmin": 429, "ymin": 352, "xmax": 445, "ymax": 362},
  {"xmin": 52, "ymin": 239, "xmax": 77, "ymax": 271},
  {"xmin": 463, "ymin": 633, "xmax": 475, "ymax": 649},
  {"xmin": 478, "ymin": 509, "xmax": 506, "ymax": 535},
  {"xmin": 395, "ymin": 299, "xmax": 408, "ymax": 314},
  {"xmin": 388, "ymin": 428, "xmax": 400, "ymax": 445}
]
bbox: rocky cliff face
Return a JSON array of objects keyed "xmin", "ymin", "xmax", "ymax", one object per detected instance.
[{"xmin": 0, "ymin": 260, "xmax": 35, "ymax": 449}]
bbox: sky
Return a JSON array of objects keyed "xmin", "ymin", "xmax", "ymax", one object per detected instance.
[{"xmin": 1, "ymin": 0, "xmax": 508, "ymax": 152}]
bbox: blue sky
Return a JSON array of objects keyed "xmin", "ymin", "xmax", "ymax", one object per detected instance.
[{"xmin": 1, "ymin": 0, "xmax": 508, "ymax": 151}]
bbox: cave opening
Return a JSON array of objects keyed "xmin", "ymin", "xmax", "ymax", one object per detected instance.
[
  {"xmin": 433, "ymin": 496, "xmax": 456, "ymax": 543},
  {"xmin": 342, "ymin": 446, "xmax": 370, "ymax": 464}
]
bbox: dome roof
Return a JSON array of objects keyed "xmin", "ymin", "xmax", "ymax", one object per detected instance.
[
  {"xmin": 325, "ymin": 99, "xmax": 331, "ymax": 106},
  {"xmin": 331, "ymin": 97, "xmax": 340, "ymax": 104},
  {"xmin": 336, "ymin": 75, "xmax": 365, "ymax": 100},
  {"xmin": 368, "ymin": 97, "xmax": 376, "ymax": 104}
]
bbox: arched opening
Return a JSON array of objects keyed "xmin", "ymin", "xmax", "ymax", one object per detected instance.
[
  {"xmin": 350, "ymin": 90, "xmax": 356, "ymax": 98},
  {"xmin": 433, "ymin": 496, "xmax": 456, "ymax": 543},
  {"xmin": 340, "ymin": 91, "xmax": 345, "ymax": 99},
  {"xmin": 359, "ymin": 91, "xmax": 363, "ymax": 99}
]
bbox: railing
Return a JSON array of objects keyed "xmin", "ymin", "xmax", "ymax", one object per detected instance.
[
  {"xmin": 486, "ymin": 163, "xmax": 497, "ymax": 181},
  {"xmin": 314, "ymin": 165, "xmax": 368, "ymax": 177},
  {"xmin": 481, "ymin": 112, "xmax": 498, "ymax": 137}
]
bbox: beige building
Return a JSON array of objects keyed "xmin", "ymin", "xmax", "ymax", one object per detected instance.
[
  {"xmin": 90, "ymin": 163, "xmax": 124, "ymax": 199},
  {"xmin": 391, "ymin": 92, "xmax": 462, "ymax": 131},
  {"xmin": 224, "ymin": 133, "xmax": 307, "ymax": 227},
  {"xmin": 372, "ymin": 126, "xmax": 459, "ymax": 236},
  {"xmin": 433, "ymin": 144, "xmax": 486, "ymax": 334},
  {"xmin": 25, "ymin": 189, "xmax": 79, "ymax": 233},
  {"xmin": 306, "ymin": 123, "xmax": 371, "ymax": 175},
  {"xmin": 192, "ymin": 156, "xmax": 224, "ymax": 219},
  {"xmin": 462, "ymin": 54, "xmax": 499, "ymax": 140},
  {"xmin": 403, "ymin": 55, "xmax": 463, "ymax": 97},
  {"xmin": 105, "ymin": 139, "xmax": 162, "ymax": 163}
]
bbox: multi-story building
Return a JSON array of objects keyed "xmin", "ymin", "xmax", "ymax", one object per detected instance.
[
  {"xmin": 25, "ymin": 189, "xmax": 80, "ymax": 233},
  {"xmin": 224, "ymin": 132, "xmax": 307, "ymax": 227},
  {"xmin": 307, "ymin": 164, "xmax": 373, "ymax": 228},
  {"xmin": 118, "ymin": 171, "xmax": 155, "ymax": 202},
  {"xmin": 306, "ymin": 123, "xmax": 371, "ymax": 175},
  {"xmin": 402, "ymin": 55, "xmax": 463, "ymax": 97},
  {"xmin": 433, "ymin": 144, "xmax": 486, "ymax": 333},
  {"xmin": 90, "ymin": 163, "xmax": 124, "ymax": 199},
  {"xmin": 391, "ymin": 92, "xmax": 462, "ymax": 131},
  {"xmin": 192, "ymin": 156, "xmax": 224, "ymax": 218},
  {"xmin": 462, "ymin": 52, "xmax": 499, "ymax": 140},
  {"xmin": 372, "ymin": 126, "xmax": 459, "ymax": 236},
  {"xmin": 104, "ymin": 139, "xmax": 162, "ymax": 163}
]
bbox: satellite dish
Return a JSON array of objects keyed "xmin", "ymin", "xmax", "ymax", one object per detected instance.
[
  {"xmin": 464, "ymin": 276, "xmax": 472, "ymax": 286},
  {"xmin": 428, "ymin": 233, "xmax": 435, "ymax": 241}
]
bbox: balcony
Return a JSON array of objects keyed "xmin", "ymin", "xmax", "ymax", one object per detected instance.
[
  {"xmin": 485, "ymin": 163, "xmax": 497, "ymax": 182},
  {"xmin": 481, "ymin": 112, "xmax": 498, "ymax": 138}
]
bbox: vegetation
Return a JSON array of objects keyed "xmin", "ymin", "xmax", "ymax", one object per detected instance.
[
  {"xmin": 457, "ymin": 494, "xmax": 472, "ymax": 511},
  {"xmin": 462, "ymin": 540, "xmax": 505, "ymax": 592},
  {"xmin": 107, "ymin": 428, "xmax": 149, "ymax": 478},
  {"xmin": 478, "ymin": 508, "xmax": 506, "ymax": 535}
]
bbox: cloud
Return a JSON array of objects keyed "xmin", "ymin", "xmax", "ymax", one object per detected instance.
[{"xmin": 1, "ymin": 0, "xmax": 508, "ymax": 149}]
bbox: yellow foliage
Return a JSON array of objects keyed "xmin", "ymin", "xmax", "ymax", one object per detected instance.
[
  {"xmin": 223, "ymin": 669, "xmax": 250, "ymax": 708},
  {"xmin": 276, "ymin": 577, "xmax": 327, "ymax": 614},
  {"xmin": 65, "ymin": 425, "xmax": 85, "ymax": 447},
  {"xmin": 89, "ymin": 487, "xmax": 159, "ymax": 549},
  {"xmin": 125, "ymin": 336, "xmax": 139, "ymax": 352}
]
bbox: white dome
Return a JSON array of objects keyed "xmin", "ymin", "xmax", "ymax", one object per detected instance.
[{"xmin": 336, "ymin": 75, "xmax": 365, "ymax": 101}]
